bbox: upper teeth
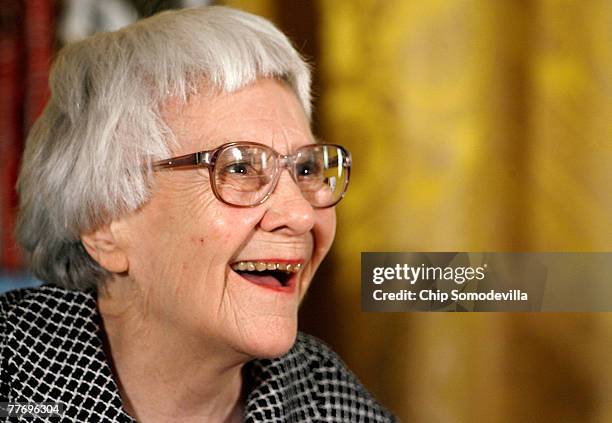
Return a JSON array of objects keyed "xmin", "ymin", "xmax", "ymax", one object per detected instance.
[{"xmin": 232, "ymin": 261, "xmax": 302, "ymax": 273}]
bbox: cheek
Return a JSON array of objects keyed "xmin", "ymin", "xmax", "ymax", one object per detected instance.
[
  {"xmin": 136, "ymin": 207, "xmax": 265, "ymax": 325},
  {"xmin": 191, "ymin": 206, "xmax": 264, "ymax": 254},
  {"xmin": 312, "ymin": 209, "xmax": 337, "ymax": 259},
  {"xmin": 123, "ymin": 190, "xmax": 262, "ymax": 291}
]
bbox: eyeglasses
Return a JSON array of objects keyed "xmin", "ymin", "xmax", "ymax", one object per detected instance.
[{"xmin": 152, "ymin": 142, "xmax": 351, "ymax": 208}]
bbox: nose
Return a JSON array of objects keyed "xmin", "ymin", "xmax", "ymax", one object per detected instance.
[{"xmin": 259, "ymin": 170, "xmax": 316, "ymax": 235}]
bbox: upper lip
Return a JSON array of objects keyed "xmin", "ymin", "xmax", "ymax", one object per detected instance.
[{"xmin": 232, "ymin": 258, "xmax": 304, "ymax": 264}]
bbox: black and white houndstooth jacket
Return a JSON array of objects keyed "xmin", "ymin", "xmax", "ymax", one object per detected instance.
[{"xmin": 0, "ymin": 285, "xmax": 395, "ymax": 422}]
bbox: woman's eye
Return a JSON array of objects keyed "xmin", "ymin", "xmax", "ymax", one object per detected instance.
[
  {"xmin": 226, "ymin": 162, "xmax": 251, "ymax": 175},
  {"xmin": 297, "ymin": 161, "xmax": 320, "ymax": 177}
]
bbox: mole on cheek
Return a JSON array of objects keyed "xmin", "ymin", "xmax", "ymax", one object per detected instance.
[{"xmin": 190, "ymin": 236, "xmax": 206, "ymax": 245}]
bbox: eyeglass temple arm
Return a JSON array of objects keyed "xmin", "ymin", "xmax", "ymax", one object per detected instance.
[{"xmin": 153, "ymin": 151, "xmax": 213, "ymax": 170}]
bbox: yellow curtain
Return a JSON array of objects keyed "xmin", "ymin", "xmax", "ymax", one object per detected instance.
[{"xmin": 317, "ymin": 0, "xmax": 612, "ymax": 422}]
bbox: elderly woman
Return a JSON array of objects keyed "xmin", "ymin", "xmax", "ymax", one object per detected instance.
[{"xmin": 1, "ymin": 6, "xmax": 394, "ymax": 423}]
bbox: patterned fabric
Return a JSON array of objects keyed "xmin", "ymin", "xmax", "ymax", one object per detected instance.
[{"xmin": 0, "ymin": 285, "xmax": 395, "ymax": 422}]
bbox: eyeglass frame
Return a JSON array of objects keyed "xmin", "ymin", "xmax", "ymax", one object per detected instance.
[{"xmin": 152, "ymin": 141, "xmax": 352, "ymax": 208}]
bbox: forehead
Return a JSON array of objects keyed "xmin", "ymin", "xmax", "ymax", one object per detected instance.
[{"xmin": 162, "ymin": 78, "xmax": 314, "ymax": 154}]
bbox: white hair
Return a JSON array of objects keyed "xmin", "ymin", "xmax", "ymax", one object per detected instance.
[{"xmin": 16, "ymin": 6, "xmax": 312, "ymax": 291}]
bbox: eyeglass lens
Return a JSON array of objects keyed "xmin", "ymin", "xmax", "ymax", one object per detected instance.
[{"xmin": 212, "ymin": 144, "xmax": 349, "ymax": 207}]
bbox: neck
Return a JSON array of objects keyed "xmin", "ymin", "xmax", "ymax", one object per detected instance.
[{"xmin": 97, "ymin": 278, "xmax": 247, "ymax": 423}]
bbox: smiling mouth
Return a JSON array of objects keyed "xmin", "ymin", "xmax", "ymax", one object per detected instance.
[{"xmin": 231, "ymin": 260, "xmax": 302, "ymax": 289}]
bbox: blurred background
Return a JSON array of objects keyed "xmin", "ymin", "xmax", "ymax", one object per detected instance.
[{"xmin": 1, "ymin": 0, "xmax": 610, "ymax": 421}]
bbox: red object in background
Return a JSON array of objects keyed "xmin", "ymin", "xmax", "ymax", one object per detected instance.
[
  {"xmin": 23, "ymin": 0, "xmax": 53, "ymax": 129},
  {"xmin": 0, "ymin": 0, "xmax": 54, "ymax": 270},
  {"xmin": 0, "ymin": 0, "xmax": 24, "ymax": 270}
]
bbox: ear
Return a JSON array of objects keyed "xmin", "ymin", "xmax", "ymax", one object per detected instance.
[{"xmin": 81, "ymin": 223, "xmax": 129, "ymax": 274}]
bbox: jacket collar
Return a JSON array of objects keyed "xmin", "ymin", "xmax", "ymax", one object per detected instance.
[{"xmin": 4, "ymin": 285, "xmax": 322, "ymax": 421}]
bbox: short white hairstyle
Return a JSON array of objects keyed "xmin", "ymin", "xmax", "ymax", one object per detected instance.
[{"xmin": 16, "ymin": 6, "xmax": 312, "ymax": 291}]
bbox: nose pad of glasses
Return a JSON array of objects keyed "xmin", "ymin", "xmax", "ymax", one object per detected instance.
[
  {"xmin": 277, "ymin": 154, "xmax": 292, "ymax": 168},
  {"xmin": 276, "ymin": 154, "xmax": 298, "ymax": 182}
]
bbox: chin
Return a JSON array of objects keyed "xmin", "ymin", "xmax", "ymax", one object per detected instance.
[{"xmin": 238, "ymin": 318, "xmax": 299, "ymax": 359}]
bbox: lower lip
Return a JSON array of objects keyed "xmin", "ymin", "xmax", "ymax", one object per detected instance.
[{"xmin": 231, "ymin": 268, "xmax": 298, "ymax": 293}]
